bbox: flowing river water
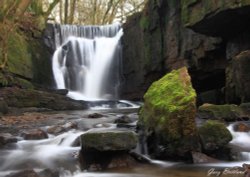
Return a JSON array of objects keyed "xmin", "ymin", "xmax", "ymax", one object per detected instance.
[{"xmin": 0, "ymin": 107, "xmax": 250, "ymax": 177}]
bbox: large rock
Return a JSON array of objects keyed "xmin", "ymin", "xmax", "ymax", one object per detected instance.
[
  {"xmin": 226, "ymin": 51, "xmax": 250, "ymax": 103},
  {"xmin": 197, "ymin": 103, "xmax": 245, "ymax": 121},
  {"xmin": 21, "ymin": 129, "xmax": 48, "ymax": 140},
  {"xmin": 81, "ymin": 130, "xmax": 137, "ymax": 151},
  {"xmin": 233, "ymin": 122, "xmax": 250, "ymax": 132},
  {"xmin": 139, "ymin": 67, "xmax": 200, "ymax": 160},
  {"xmin": 80, "ymin": 129, "xmax": 138, "ymax": 170},
  {"xmin": 199, "ymin": 120, "xmax": 232, "ymax": 152},
  {"xmin": 0, "ymin": 87, "xmax": 87, "ymax": 111},
  {"xmin": 0, "ymin": 133, "xmax": 17, "ymax": 147},
  {"xmin": 182, "ymin": 0, "xmax": 250, "ymax": 37}
]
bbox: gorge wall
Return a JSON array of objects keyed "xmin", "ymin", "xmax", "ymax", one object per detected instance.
[
  {"xmin": 122, "ymin": 0, "xmax": 250, "ymax": 105},
  {"xmin": 0, "ymin": 26, "xmax": 53, "ymax": 89}
]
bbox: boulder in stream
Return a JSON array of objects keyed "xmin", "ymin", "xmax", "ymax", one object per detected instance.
[
  {"xmin": 81, "ymin": 129, "xmax": 137, "ymax": 151},
  {"xmin": 21, "ymin": 129, "xmax": 48, "ymax": 140},
  {"xmin": 198, "ymin": 120, "xmax": 232, "ymax": 153},
  {"xmin": 138, "ymin": 67, "xmax": 200, "ymax": 160},
  {"xmin": 47, "ymin": 121, "xmax": 78, "ymax": 135},
  {"xmin": 233, "ymin": 122, "xmax": 250, "ymax": 132},
  {"xmin": 79, "ymin": 129, "xmax": 138, "ymax": 170},
  {"xmin": 197, "ymin": 103, "xmax": 246, "ymax": 121},
  {"xmin": 0, "ymin": 133, "xmax": 17, "ymax": 147}
]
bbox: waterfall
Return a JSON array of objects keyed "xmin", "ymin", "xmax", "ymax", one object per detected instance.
[{"xmin": 52, "ymin": 23, "xmax": 123, "ymax": 101}]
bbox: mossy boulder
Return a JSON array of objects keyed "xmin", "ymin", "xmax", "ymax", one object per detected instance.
[
  {"xmin": 80, "ymin": 129, "xmax": 138, "ymax": 170},
  {"xmin": 197, "ymin": 103, "xmax": 245, "ymax": 121},
  {"xmin": 81, "ymin": 130, "xmax": 137, "ymax": 151},
  {"xmin": 199, "ymin": 120, "xmax": 232, "ymax": 151},
  {"xmin": 139, "ymin": 67, "xmax": 200, "ymax": 160}
]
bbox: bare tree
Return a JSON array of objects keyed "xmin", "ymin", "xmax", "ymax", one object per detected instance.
[{"xmin": 49, "ymin": 0, "xmax": 147, "ymax": 25}]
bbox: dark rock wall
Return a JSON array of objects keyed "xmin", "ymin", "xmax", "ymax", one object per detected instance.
[
  {"xmin": 0, "ymin": 27, "xmax": 53, "ymax": 88},
  {"xmin": 181, "ymin": 0, "xmax": 250, "ymax": 104},
  {"xmin": 121, "ymin": 0, "xmax": 227, "ymax": 103}
]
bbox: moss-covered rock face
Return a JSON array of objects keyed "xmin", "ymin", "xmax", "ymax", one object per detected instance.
[
  {"xmin": 81, "ymin": 130, "xmax": 138, "ymax": 151},
  {"xmin": 139, "ymin": 67, "xmax": 200, "ymax": 160},
  {"xmin": 7, "ymin": 31, "xmax": 33, "ymax": 79},
  {"xmin": 198, "ymin": 103, "xmax": 245, "ymax": 121},
  {"xmin": 0, "ymin": 87, "xmax": 87, "ymax": 111},
  {"xmin": 199, "ymin": 120, "xmax": 232, "ymax": 151},
  {"xmin": 181, "ymin": 0, "xmax": 250, "ymax": 37},
  {"xmin": 1, "ymin": 27, "xmax": 53, "ymax": 88}
]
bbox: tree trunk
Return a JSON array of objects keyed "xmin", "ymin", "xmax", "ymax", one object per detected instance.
[
  {"xmin": 64, "ymin": 0, "xmax": 69, "ymax": 24},
  {"xmin": 69, "ymin": 0, "xmax": 77, "ymax": 24},
  {"xmin": 44, "ymin": 0, "xmax": 61, "ymax": 20},
  {"xmin": 15, "ymin": 0, "xmax": 32, "ymax": 17}
]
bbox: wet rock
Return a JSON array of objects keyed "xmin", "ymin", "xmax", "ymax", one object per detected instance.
[
  {"xmin": 233, "ymin": 122, "xmax": 250, "ymax": 132},
  {"xmin": 47, "ymin": 121, "xmax": 77, "ymax": 135},
  {"xmin": 0, "ymin": 87, "xmax": 87, "ymax": 111},
  {"xmin": 80, "ymin": 129, "xmax": 138, "ymax": 170},
  {"xmin": 38, "ymin": 169, "xmax": 59, "ymax": 177},
  {"xmin": 51, "ymin": 89, "xmax": 68, "ymax": 95},
  {"xmin": 0, "ymin": 99, "xmax": 8, "ymax": 115},
  {"xmin": 199, "ymin": 120, "xmax": 232, "ymax": 152},
  {"xmin": 139, "ymin": 67, "xmax": 200, "ymax": 160},
  {"xmin": 21, "ymin": 129, "xmax": 48, "ymax": 140},
  {"xmin": 79, "ymin": 150, "xmax": 137, "ymax": 171},
  {"xmin": 197, "ymin": 103, "xmax": 245, "ymax": 121},
  {"xmin": 226, "ymin": 51, "xmax": 250, "ymax": 103},
  {"xmin": 6, "ymin": 169, "xmax": 40, "ymax": 177},
  {"xmin": 192, "ymin": 151, "xmax": 220, "ymax": 164},
  {"xmin": 115, "ymin": 115, "xmax": 136, "ymax": 128},
  {"xmin": 81, "ymin": 129, "xmax": 137, "ymax": 151},
  {"xmin": 0, "ymin": 133, "xmax": 17, "ymax": 146},
  {"xmin": 87, "ymin": 113, "xmax": 103, "ymax": 119},
  {"xmin": 129, "ymin": 151, "xmax": 151, "ymax": 164},
  {"xmin": 114, "ymin": 115, "xmax": 133, "ymax": 124}
]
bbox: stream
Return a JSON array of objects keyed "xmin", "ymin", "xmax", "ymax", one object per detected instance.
[{"xmin": 1, "ymin": 106, "xmax": 250, "ymax": 177}]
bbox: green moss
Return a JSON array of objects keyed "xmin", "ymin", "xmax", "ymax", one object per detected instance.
[
  {"xmin": 0, "ymin": 71, "xmax": 33, "ymax": 89},
  {"xmin": 140, "ymin": 16, "xmax": 149, "ymax": 30},
  {"xmin": 7, "ymin": 30, "xmax": 33, "ymax": 79},
  {"xmin": 198, "ymin": 104, "xmax": 243, "ymax": 121},
  {"xmin": 81, "ymin": 131, "xmax": 138, "ymax": 151},
  {"xmin": 140, "ymin": 67, "xmax": 197, "ymax": 140},
  {"xmin": 199, "ymin": 120, "xmax": 232, "ymax": 151}
]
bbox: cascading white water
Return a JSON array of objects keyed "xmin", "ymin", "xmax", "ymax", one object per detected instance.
[
  {"xmin": 228, "ymin": 124, "xmax": 250, "ymax": 161},
  {"xmin": 52, "ymin": 24, "xmax": 123, "ymax": 101}
]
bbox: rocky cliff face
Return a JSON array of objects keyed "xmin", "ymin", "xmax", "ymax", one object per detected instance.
[
  {"xmin": 0, "ymin": 25, "xmax": 53, "ymax": 89},
  {"xmin": 122, "ymin": 0, "xmax": 250, "ymax": 104}
]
